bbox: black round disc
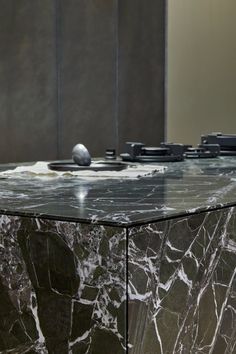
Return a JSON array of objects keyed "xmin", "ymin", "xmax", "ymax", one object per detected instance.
[
  {"xmin": 142, "ymin": 147, "xmax": 169, "ymax": 156},
  {"xmin": 48, "ymin": 161, "xmax": 128, "ymax": 172},
  {"xmin": 185, "ymin": 151, "xmax": 218, "ymax": 158},
  {"xmin": 220, "ymin": 150, "xmax": 236, "ymax": 156},
  {"xmin": 120, "ymin": 153, "xmax": 182, "ymax": 162}
]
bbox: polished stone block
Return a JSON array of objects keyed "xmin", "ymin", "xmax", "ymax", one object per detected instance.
[
  {"xmin": 1, "ymin": 207, "xmax": 236, "ymax": 353},
  {"xmin": 1, "ymin": 157, "xmax": 236, "ymax": 352},
  {"xmin": 128, "ymin": 208, "xmax": 236, "ymax": 353},
  {"xmin": 0, "ymin": 216, "xmax": 126, "ymax": 353}
]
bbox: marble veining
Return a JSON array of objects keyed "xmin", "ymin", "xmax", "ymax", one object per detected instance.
[
  {"xmin": 1, "ymin": 158, "xmax": 236, "ymax": 353},
  {"xmin": 0, "ymin": 215, "xmax": 126, "ymax": 353},
  {"xmin": 0, "ymin": 157, "xmax": 236, "ymax": 226},
  {"xmin": 1, "ymin": 207, "xmax": 236, "ymax": 352},
  {"xmin": 128, "ymin": 207, "xmax": 236, "ymax": 353}
]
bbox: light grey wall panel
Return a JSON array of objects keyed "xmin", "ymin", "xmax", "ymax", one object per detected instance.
[
  {"xmin": 167, "ymin": 0, "xmax": 236, "ymax": 145},
  {"xmin": 60, "ymin": 0, "xmax": 118, "ymax": 159},
  {"xmin": 0, "ymin": 0, "xmax": 57, "ymax": 163},
  {"xmin": 118, "ymin": 0, "xmax": 166, "ymax": 151}
]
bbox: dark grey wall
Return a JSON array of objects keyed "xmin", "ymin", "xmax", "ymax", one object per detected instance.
[
  {"xmin": 118, "ymin": 0, "xmax": 166, "ymax": 151},
  {"xmin": 0, "ymin": 0, "xmax": 57, "ymax": 163},
  {"xmin": 0, "ymin": 0, "xmax": 166, "ymax": 162},
  {"xmin": 59, "ymin": 0, "xmax": 118, "ymax": 158}
]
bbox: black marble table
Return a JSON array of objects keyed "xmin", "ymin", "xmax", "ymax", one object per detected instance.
[{"xmin": 0, "ymin": 157, "xmax": 236, "ymax": 353}]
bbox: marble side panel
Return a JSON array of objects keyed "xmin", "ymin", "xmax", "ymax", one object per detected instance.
[
  {"xmin": 0, "ymin": 216, "xmax": 126, "ymax": 353},
  {"xmin": 128, "ymin": 207, "xmax": 236, "ymax": 353}
]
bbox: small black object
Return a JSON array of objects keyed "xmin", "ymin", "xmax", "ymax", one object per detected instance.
[
  {"xmin": 184, "ymin": 144, "xmax": 220, "ymax": 158},
  {"xmin": 120, "ymin": 142, "xmax": 185, "ymax": 162},
  {"xmin": 105, "ymin": 149, "xmax": 116, "ymax": 160},
  {"xmin": 201, "ymin": 133, "xmax": 236, "ymax": 156},
  {"xmin": 48, "ymin": 161, "xmax": 128, "ymax": 172}
]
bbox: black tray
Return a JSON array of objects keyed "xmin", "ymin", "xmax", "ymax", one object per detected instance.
[
  {"xmin": 48, "ymin": 161, "xmax": 128, "ymax": 172},
  {"xmin": 120, "ymin": 153, "xmax": 183, "ymax": 162}
]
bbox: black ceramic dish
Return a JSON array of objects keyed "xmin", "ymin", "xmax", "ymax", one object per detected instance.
[{"xmin": 48, "ymin": 161, "xmax": 128, "ymax": 172}]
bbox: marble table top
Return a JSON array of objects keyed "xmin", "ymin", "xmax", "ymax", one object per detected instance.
[{"xmin": 1, "ymin": 157, "xmax": 236, "ymax": 226}]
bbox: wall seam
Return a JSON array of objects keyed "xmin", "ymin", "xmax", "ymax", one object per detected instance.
[
  {"xmin": 164, "ymin": 0, "xmax": 168, "ymax": 142},
  {"xmin": 115, "ymin": 0, "xmax": 120, "ymax": 153},
  {"xmin": 54, "ymin": 0, "xmax": 62, "ymax": 159}
]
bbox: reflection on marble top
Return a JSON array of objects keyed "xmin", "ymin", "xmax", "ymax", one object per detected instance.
[{"xmin": 1, "ymin": 157, "xmax": 236, "ymax": 226}]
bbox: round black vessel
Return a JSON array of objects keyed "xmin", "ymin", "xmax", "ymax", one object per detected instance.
[{"xmin": 48, "ymin": 161, "xmax": 128, "ymax": 172}]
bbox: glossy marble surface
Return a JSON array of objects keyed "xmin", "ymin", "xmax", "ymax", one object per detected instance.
[
  {"xmin": 128, "ymin": 206, "xmax": 236, "ymax": 353},
  {"xmin": 1, "ymin": 157, "xmax": 236, "ymax": 353},
  {"xmin": 1, "ymin": 157, "xmax": 236, "ymax": 226},
  {"xmin": 0, "ymin": 216, "xmax": 126, "ymax": 353},
  {"xmin": 1, "ymin": 207, "xmax": 236, "ymax": 353}
]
